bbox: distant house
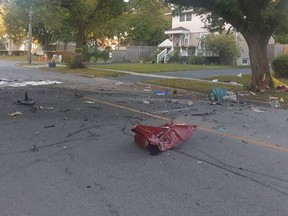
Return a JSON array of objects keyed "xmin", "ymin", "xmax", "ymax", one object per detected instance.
[{"xmin": 158, "ymin": 10, "xmax": 280, "ymax": 65}]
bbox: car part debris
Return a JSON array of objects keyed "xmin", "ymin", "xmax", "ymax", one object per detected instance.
[
  {"xmin": 131, "ymin": 123, "xmax": 197, "ymax": 154},
  {"xmin": 209, "ymin": 88, "xmax": 227, "ymax": 102},
  {"xmin": 154, "ymin": 90, "xmax": 168, "ymax": 96},
  {"xmin": 15, "ymin": 91, "xmax": 35, "ymax": 105}
]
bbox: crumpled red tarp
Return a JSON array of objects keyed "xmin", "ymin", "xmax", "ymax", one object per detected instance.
[{"xmin": 131, "ymin": 123, "xmax": 197, "ymax": 153}]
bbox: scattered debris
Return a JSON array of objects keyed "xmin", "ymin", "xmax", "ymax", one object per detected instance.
[
  {"xmin": 39, "ymin": 106, "xmax": 54, "ymax": 110},
  {"xmin": 0, "ymin": 79, "xmax": 62, "ymax": 87},
  {"xmin": 8, "ymin": 111, "xmax": 22, "ymax": 117},
  {"xmin": 44, "ymin": 125, "xmax": 55, "ymax": 128},
  {"xmin": 15, "ymin": 91, "xmax": 35, "ymax": 106},
  {"xmin": 210, "ymin": 87, "xmax": 227, "ymax": 102},
  {"xmin": 144, "ymin": 86, "xmax": 152, "ymax": 92},
  {"xmin": 251, "ymin": 107, "xmax": 266, "ymax": 113},
  {"xmin": 143, "ymin": 100, "xmax": 150, "ymax": 104},
  {"xmin": 223, "ymin": 91, "xmax": 238, "ymax": 102},
  {"xmin": 154, "ymin": 90, "xmax": 168, "ymax": 96},
  {"xmin": 216, "ymin": 127, "xmax": 227, "ymax": 133},
  {"xmin": 272, "ymin": 75, "xmax": 288, "ymax": 92},
  {"xmin": 131, "ymin": 123, "xmax": 197, "ymax": 155},
  {"xmin": 74, "ymin": 93, "xmax": 83, "ymax": 99},
  {"xmin": 269, "ymin": 96, "xmax": 278, "ymax": 100},
  {"xmin": 249, "ymin": 92, "xmax": 256, "ymax": 96},
  {"xmin": 270, "ymin": 100, "xmax": 281, "ymax": 108},
  {"xmin": 87, "ymin": 106, "xmax": 102, "ymax": 110},
  {"xmin": 236, "ymin": 73, "xmax": 242, "ymax": 77},
  {"xmin": 187, "ymin": 100, "xmax": 193, "ymax": 106},
  {"xmin": 191, "ymin": 109, "xmax": 216, "ymax": 116},
  {"xmin": 212, "ymin": 79, "xmax": 219, "ymax": 83},
  {"xmin": 84, "ymin": 101, "xmax": 95, "ymax": 104},
  {"xmin": 153, "ymin": 107, "xmax": 197, "ymax": 114},
  {"xmin": 115, "ymin": 82, "xmax": 123, "ymax": 85},
  {"xmin": 229, "ymin": 82, "xmax": 239, "ymax": 85},
  {"xmin": 31, "ymin": 145, "xmax": 39, "ymax": 152}
]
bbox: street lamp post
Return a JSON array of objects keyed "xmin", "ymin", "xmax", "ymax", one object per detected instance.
[{"xmin": 28, "ymin": 6, "xmax": 32, "ymax": 64}]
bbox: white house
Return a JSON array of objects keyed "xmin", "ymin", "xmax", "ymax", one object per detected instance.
[{"xmin": 158, "ymin": 10, "xmax": 252, "ymax": 65}]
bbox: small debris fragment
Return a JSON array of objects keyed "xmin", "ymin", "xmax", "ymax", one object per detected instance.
[
  {"xmin": 236, "ymin": 73, "xmax": 242, "ymax": 77},
  {"xmin": 143, "ymin": 100, "xmax": 150, "ymax": 104},
  {"xmin": 187, "ymin": 100, "xmax": 193, "ymax": 106},
  {"xmin": 191, "ymin": 109, "xmax": 216, "ymax": 116},
  {"xmin": 44, "ymin": 125, "xmax": 55, "ymax": 128},
  {"xmin": 154, "ymin": 90, "xmax": 168, "ymax": 96},
  {"xmin": 251, "ymin": 107, "xmax": 266, "ymax": 113},
  {"xmin": 31, "ymin": 145, "xmax": 39, "ymax": 152},
  {"xmin": 270, "ymin": 100, "xmax": 281, "ymax": 108},
  {"xmin": 269, "ymin": 96, "xmax": 278, "ymax": 100},
  {"xmin": 84, "ymin": 101, "xmax": 95, "ymax": 104},
  {"xmin": 8, "ymin": 111, "xmax": 22, "ymax": 117},
  {"xmin": 217, "ymin": 127, "xmax": 227, "ymax": 133}
]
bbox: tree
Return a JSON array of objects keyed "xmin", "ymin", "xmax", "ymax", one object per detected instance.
[
  {"xmin": 166, "ymin": 0, "xmax": 288, "ymax": 92},
  {"xmin": 203, "ymin": 33, "xmax": 241, "ymax": 65},
  {"xmin": 122, "ymin": 0, "xmax": 171, "ymax": 46}
]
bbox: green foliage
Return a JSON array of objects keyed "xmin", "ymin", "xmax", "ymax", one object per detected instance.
[
  {"xmin": 203, "ymin": 33, "xmax": 240, "ymax": 65},
  {"xmin": 187, "ymin": 56, "xmax": 205, "ymax": 65},
  {"xmin": 272, "ymin": 55, "xmax": 288, "ymax": 78},
  {"xmin": 167, "ymin": 48, "xmax": 180, "ymax": 63},
  {"xmin": 100, "ymin": 49, "xmax": 110, "ymax": 63},
  {"xmin": 122, "ymin": 0, "xmax": 171, "ymax": 46}
]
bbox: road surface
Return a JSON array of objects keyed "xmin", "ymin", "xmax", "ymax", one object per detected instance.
[{"xmin": 1, "ymin": 60, "xmax": 288, "ymax": 216}]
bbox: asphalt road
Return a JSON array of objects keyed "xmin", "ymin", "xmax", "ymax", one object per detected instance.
[{"xmin": 1, "ymin": 60, "xmax": 288, "ymax": 216}]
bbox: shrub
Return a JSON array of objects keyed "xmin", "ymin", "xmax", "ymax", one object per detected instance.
[
  {"xmin": 100, "ymin": 49, "xmax": 110, "ymax": 62},
  {"xmin": 272, "ymin": 55, "xmax": 288, "ymax": 78},
  {"xmin": 188, "ymin": 56, "xmax": 205, "ymax": 65}
]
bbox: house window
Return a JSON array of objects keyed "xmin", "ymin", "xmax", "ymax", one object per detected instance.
[
  {"xmin": 179, "ymin": 13, "xmax": 192, "ymax": 22},
  {"xmin": 242, "ymin": 58, "xmax": 249, "ymax": 65},
  {"xmin": 186, "ymin": 13, "xmax": 192, "ymax": 21},
  {"xmin": 179, "ymin": 14, "xmax": 185, "ymax": 22}
]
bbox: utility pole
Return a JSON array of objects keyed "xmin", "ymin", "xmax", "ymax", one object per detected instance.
[{"xmin": 28, "ymin": 6, "xmax": 32, "ymax": 64}]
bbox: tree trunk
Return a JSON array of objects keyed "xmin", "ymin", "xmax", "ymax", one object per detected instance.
[
  {"xmin": 72, "ymin": 22, "xmax": 86, "ymax": 68},
  {"xmin": 244, "ymin": 34, "xmax": 274, "ymax": 92}
]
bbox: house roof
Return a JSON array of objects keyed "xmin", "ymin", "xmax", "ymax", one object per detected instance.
[
  {"xmin": 158, "ymin": 39, "xmax": 172, "ymax": 48},
  {"xmin": 165, "ymin": 27, "xmax": 190, "ymax": 35}
]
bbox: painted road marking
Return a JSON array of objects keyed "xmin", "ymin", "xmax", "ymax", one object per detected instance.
[{"xmin": 84, "ymin": 96, "xmax": 288, "ymax": 153}]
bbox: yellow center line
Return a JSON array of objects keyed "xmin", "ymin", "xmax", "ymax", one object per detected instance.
[{"xmin": 84, "ymin": 96, "xmax": 288, "ymax": 153}]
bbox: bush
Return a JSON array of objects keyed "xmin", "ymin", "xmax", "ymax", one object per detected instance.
[
  {"xmin": 187, "ymin": 56, "xmax": 205, "ymax": 65},
  {"xmin": 100, "ymin": 49, "xmax": 110, "ymax": 62},
  {"xmin": 272, "ymin": 55, "xmax": 288, "ymax": 78}
]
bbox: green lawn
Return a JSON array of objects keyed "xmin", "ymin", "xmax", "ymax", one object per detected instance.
[
  {"xmin": 42, "ymin": 67, "xmax": 125, "ymax": 77},
  {"xmin": 0, "ymin": 55, "xmax": 40, "ymax": 62},
  {"xmin": 91, "ymin": 63, "xmax": 241, "ymax": 73}
]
